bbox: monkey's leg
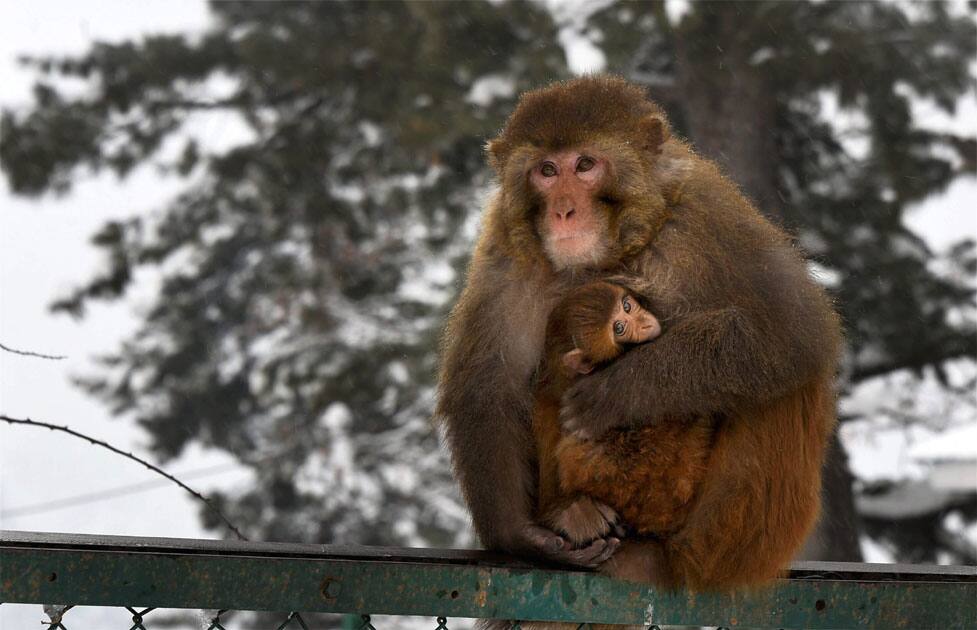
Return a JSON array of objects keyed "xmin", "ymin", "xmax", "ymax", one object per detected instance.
[
  {"xmin": 600, "ymin": 538, "xmax": 672, "ymax": 586},
  {"xmin": 533, "ymin": 396, "xmax": 565, "ymax": 517},
  {"xmin": 664, "ymin": 383, "xmax": 833, "ymax": 589}
]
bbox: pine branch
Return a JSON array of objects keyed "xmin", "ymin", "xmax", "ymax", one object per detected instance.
[
  {"xmin": 0, "ymin": 414, "xmax": 247, "ymax": 541},
  {"xmin": 852, "ymin": 347, "xmax": 976, "ymax": 383},
  {"xmin": 143, "ymin": 87, "xmax": 307, "ymax": 113}
]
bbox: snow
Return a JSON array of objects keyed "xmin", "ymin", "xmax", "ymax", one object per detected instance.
[
  {"xmin": 558, "ymin": 28, "xmax": 606, "ymax": 75},
  {"xmin": 895, "ymin": 80, "xmax": 977, "ymax": 136},
  {"xmin": 841, "ymin": 420, "xmax": 927, "ymax": 482},
  {"xmin": 840, "ymin": 360, "xmax": 977, "ymax": 483},
  {"xmin": 398, "ymin": 258, "xmax": 456, "ymax": 305},
  {"xmin": 899, "ymin": 71, "xmax": 977, "ymax": 248},
  {"xmin": 910, "ymin": 424, "xmax": 977, "ymax": 462},
  {"xmin": 841, "ymin": 360, "xmax": 977, "ymax": 429},
  {"xmin": 823, "ymin": 96, "xmax": 872, "ymax": 160},
  {"xmin": 807, "ymin": 261, "xmax": 842, "ymax": 288},
  {"xmin": 904, "ymin": 178, "xmax": 977, "ymax": 252},
  {"xmin": 840, "ymin": 359, "xmax": 977, "ymax": 494},
  {"xmin": 547, "ymin": 0, "xmax": 611, "ymax": 74},
  {"xmin": 749, "ymin": 47, "xmax": 776, "ymax": 66},
  {"xmin": 860, "ymin": 535, "xmax": 897, "ymax": 563},
  {"xmin": 467, "ymin": 74, "xmax": 516, "ymax": 107},
  {"xmin": 944, "ymin": 510, "xmax": 977, "ymax": 553},
  {"xmin": 320, "ymin": 402, "xmax": 353, "ymax": 431},
  {"xmin": 359, "ymin": 121, "xmax": 383, "ymax": 147},
  {"xmin": 664, "ymin": 0, "xmax": 692, "ymax": 25}
]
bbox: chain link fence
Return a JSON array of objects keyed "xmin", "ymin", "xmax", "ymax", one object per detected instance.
[{"xmin": 34, "ymin": 607, "xmax": 734, "ymax": 630}]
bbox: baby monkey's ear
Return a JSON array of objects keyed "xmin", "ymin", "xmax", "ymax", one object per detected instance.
[
  {"xmin": 562, "ymin": 349, "xmax": 595, "ymax": 375},
  {"xmin": 638, "ymin": 115, "xmax": 669, "ymax": 155}
]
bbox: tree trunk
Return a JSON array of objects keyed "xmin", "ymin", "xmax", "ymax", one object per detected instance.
[
  {"xmin": 799, "ymin": 433, "xmax": 864, "ymax": 561},
  {"xmin": 673, "ymin": 4, "xmax": 781, "ymax": 217}
]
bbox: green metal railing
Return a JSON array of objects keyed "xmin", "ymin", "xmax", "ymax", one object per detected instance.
[{"xmin": 2, "ymin": 530, "xmax": 975, "ymax": 629}]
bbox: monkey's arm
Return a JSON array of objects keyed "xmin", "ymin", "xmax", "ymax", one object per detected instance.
[
  {"xmin": 561, "ymin": 250, "xmax": 841, "ymax": 438},
  {"xmin": 437, "ymin": 267, "xmax": 619, "ymax": 566}
]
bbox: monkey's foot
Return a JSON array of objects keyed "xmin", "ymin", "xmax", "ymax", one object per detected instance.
[{"xmin": 546, "ymin": 496, "xmax": 624, "ymax": 547}]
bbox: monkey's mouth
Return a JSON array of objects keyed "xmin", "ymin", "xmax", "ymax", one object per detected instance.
[
  {"xmin": 551, "ymin": 232, "xmax": 598, "ymax": 249},
  {"xmin": 544, "ymin": 231, "xmax": 608, "ymax": 270},
  {"xmin": 551, "ymin": 225, "xmax": 599, "ymax": 241}
]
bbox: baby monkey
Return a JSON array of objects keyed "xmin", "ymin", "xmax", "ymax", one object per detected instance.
[{"xmin": 534, "ymin": 281, "xmax": 714, "ymax": 552}]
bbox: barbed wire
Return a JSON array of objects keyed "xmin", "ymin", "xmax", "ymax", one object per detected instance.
[{"xmin": 0, "ymin": 414, "xmax": 247, "ymax": 541}]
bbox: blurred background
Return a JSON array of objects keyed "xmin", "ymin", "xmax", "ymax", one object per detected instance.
[{"xmin": 1, "ymin": 0, "xmax": 975, "ymax": 627}]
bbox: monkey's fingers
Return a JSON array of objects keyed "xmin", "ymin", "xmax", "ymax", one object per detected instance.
[
  {"xmin": 593, "ymin": 501, "xmax": 627, "ymax": 538},
  {"xmin": 520, "ymin": 524, "xmax": 620, "ymax": 568},
  {"xmin": 562, "ymin": 537, "xmax": 621, "ymax": 568},
  {"xmin": 521, "ymin": 523, "xmax": 569, "ymax": 555},
  {"xmin": 593, "ymin": 501, "xmax": 619, "ymax": 525}
]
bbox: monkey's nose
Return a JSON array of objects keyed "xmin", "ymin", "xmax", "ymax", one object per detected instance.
[
  {"xmin": 555, "ymin": 207, "xmax": 576, "ymax": 221},
  {"xmin": 640, "ymin": 318, "xmax": 661, "ymax": 339}
]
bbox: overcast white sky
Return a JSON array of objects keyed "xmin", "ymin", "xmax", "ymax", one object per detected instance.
[
  {"xmin": 0, "ymin": 1, "xmax": 975, "ymax": 628},
  {"xmin": 0, "ymin": 3, "xmax": 247, "ymax": 627},
  {"xmin": 0, "ymin": 0, "xmax": 247, "ymax": 529}
]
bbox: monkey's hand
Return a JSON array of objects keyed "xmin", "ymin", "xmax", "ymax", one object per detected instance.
[
  {"xmin": 559, "ymin": 365, "xmax": 633, "ymax": 440},
  {"xmin": 515, "ymin": 522, "xmax": 620, "ymax": 569}
]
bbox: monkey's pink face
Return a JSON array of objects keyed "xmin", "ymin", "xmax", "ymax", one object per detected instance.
[{"xmin": 530, "ymin": 150, "xmax": 611, "ymax": 270}]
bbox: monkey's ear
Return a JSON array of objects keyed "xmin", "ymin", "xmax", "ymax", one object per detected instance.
[
  {"xmin": 638, "ymin": 116, "xmax": 669, "ymax": 154},
  {"xmin": 486, "ymin": 138, "xmax": 508, "ymax": 172},
  {"xmin": 562, "ymin": 349, "xmax": 594, "ymax": 375}
]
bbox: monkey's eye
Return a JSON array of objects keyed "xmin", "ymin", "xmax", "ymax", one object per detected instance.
[
  {"xmin": 540, "ymin": 162, "xmax": 557, "ymax": 177},
  {"xmin": 576, "ymin": 156, "xmax": 595, "ymax": 172},
  {"xmin": 613, "ymin": 321, "xmax": 625, "ymax": 336},
  {"xmin": 622, "ymin": 296, "xmax": 632, "ymax": 313}
]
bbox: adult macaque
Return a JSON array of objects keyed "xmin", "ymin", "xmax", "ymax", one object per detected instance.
[
  {"xmin": 437, "ymin": 76, "xmax": 841, "ymax": 587},
  {"xmin": 534, "ymin": 281, "xmax": 713, "ymax": 543}
]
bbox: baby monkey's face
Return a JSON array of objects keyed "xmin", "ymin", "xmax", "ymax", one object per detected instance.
[
  {"xmin": 559, "ymin": 284, "xmax": 662, "ymax": 376},
  {"xmin": 607, "ymin": 288, "xmax": 661, "ymax": 347}
]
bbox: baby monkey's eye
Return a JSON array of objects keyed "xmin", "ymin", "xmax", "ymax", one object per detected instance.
[
  {"xmin": 613, "ymin": 321, "xmax": 625, "ymax": 336},
  {"xmin": 622, "ymin": 296, "xmax": 632, "ymax": 313},
  {"xmin": 540, "ymin": 162, "xmax": 557, "ymax": 177}
]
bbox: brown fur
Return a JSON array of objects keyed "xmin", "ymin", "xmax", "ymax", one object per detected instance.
[{"xmin": 437, "ymin": 76, "xmax": 842, "ymax": 589}]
